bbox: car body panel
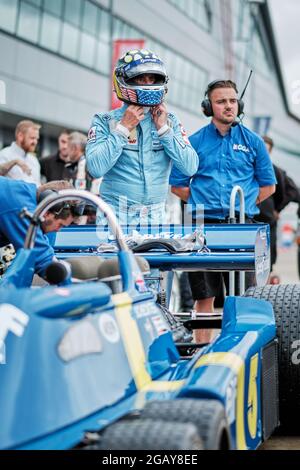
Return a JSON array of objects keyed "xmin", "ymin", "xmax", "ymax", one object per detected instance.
[{"xmin": 0, "ymin": 217, "xmax": 275, "ymax": 450}]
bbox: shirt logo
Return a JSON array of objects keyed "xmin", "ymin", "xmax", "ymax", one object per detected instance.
[
  {"xmin": 233, "ymin": 143, "xmax": 250, "ymax": 153},
  {"xmin": 87, "ymin": 126, "xmax": 96, "ymax": 143}
]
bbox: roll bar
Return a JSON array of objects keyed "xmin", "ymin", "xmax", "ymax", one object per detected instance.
[{"xmin": 229, "ymin": 186, "xmax": 245, "ymax": 295}]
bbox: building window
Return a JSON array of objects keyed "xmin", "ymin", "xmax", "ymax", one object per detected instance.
[
  {"xmin": 168, "ymin": 0, "xmax": 212, "ymax": 32},
  {"xmin": 43, "ymin": 0, "xmax": 63, "ymax": 17},
  {"xmin": 40, "ymin": 11, "xmax": 61, "ymax": 52},
  {"xmin": 26, "ymin": 0, "xmax": 42, "ymax": 6},
  {"xmin": 95, "ymin": 9, "xmax": 111, "ymax": 75},
  {"xmin": 95, "ymin": 41, "xmax": 110, "ymax": 75},
  {"xmin": 0, "ymin": 0, "xmax": 111, "ymax": 75},
  {"xmin": 17, "ymin": 0, "xmax": 40, "ymax": 43},
  {"xmin": 63, "ymin": 0, "xmax": 82, "ymax": 28},
  {"xmin": 61, "ymin": 22, "xmax": 80, "ymax": 60},
  {"xmin": 82, "ymin": 0, "xmax": 98, "ymax": 36},
  {"xmin": 98, "ymin": 9, "xmax": 110, "ymax": 43},
  {"xmin": 79, "ymin": 31, "xmax": 96, "ymax": 68},
  {"xmin": 0, "ymin": 0, "xmax": 18, "ymax": 34}
]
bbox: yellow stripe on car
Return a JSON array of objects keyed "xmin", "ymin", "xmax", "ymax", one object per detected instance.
[
  {"xmin": 113, "ymin": 293, "xmax": 184, "ymax": 393},
  {"xmin": 113, "ymin": 293, "xmax": 152, "ymax": 390},
  {"xmin": 195, "ymin": 352, "xmax": 248, "ymax": 450}
]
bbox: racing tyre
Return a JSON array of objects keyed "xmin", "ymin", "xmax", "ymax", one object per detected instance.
[
  {"xmin": 245, "ymin": 284, "xmax": 300, "ymax": 429},
  {"xmin": 98, "ymin": 419, "xmax": 203, "ymax": 450},
  {"xmin": 142, "ymin": 399, "xmax": 231, "ymax": 449}
]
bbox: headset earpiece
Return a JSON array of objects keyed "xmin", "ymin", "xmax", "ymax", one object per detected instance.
[
  {"xmin": 201, "ymin": 98, "xmax": 213, "ymax": 117},
  {"xmin": 237, "ymin": 99, "xmax": 244, "ymax": 117}
]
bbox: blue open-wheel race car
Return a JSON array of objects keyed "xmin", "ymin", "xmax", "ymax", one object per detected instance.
[{"xmin": 1, "ymin": 189, "xmax": 300, "ymax": 450}]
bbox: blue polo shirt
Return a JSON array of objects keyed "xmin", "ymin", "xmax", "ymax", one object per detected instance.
[
  {"xmin": 0, "ymin": 177, "xmax": 54, "ymax": 276},
  {"xmin": 169, "ymin": 122, "xmax": 277, "ymax": 219}
]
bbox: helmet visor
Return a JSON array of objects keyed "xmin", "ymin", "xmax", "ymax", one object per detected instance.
[{"xmin": 123, "ymin": 59, "xmax": 167, "ymax": 81}]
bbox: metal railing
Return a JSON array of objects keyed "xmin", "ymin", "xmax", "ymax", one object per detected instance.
[{"xmin": 229, "ymin": 185, "xmax": 245, "ymax": 296}]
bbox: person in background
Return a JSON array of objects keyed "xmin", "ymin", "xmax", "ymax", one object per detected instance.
[
  {"xmin": 40, "ymin": 130, "xmax": 70, "ymax": 181},
  {"xmin": 64, "ymin": 131, "xmax": 98, "ymax": 223},
  {"xmin": 63, "ymin": 131, "xmax": 91, "ymax": 190},
  {"xmin": 255, "ymin": 135, "xmax": 300, "ymax": 282},
  {"xmin": 0, "ymin": 120, "xmax": 41, "ymax": 185},
  {"xmin": 0, "ymin": 178, "xmax": 79, "ymax": 278},
  {"xmin": 0, "ymin": 160, "xmax": 32, "ymax": 177},
  {"xmin": 170, "ymin": 79, "xmax": 276, "ymax": 342}
]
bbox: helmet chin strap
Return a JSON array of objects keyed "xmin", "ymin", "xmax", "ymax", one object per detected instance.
[{"xmin": 143, "ymin": 106, "xmax": 151, "ymax": 114}]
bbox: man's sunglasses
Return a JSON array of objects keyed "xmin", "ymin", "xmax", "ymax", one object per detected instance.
[{"xmin": 52, "ymin": 201, "xmax": 85, "ymax": 218}]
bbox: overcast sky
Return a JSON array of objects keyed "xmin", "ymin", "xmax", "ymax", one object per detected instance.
[{"xmin": 269, "ymin": 0, "xmax": 300, "ymax": 117}]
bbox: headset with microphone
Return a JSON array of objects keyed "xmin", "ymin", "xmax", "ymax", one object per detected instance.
[{"xmin": 201, "ymin": 71, "xmax": 253, "ymax": 118}]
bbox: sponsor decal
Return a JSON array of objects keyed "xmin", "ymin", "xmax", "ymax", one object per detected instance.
[
  {"xmin": 135, "ymin": 274, "xmax": 147, "ymax": 293},
  {"xmin": 87, "ymin": 126, "xmax": 96, "ymax": 143},
  {"xmin": 98, "ymin": 314, "xmax": 120, "ymax": 343},
  {"xmin": 134, "ymin": 302, "xmax": 158, "ymax": 319},
  {"xmin": 54, "ymin": 288, "xmax": 71, "ymax": 297},
  {"xmin": 58, "ymin": 321, "xmax": 102, "ymax": 362},
  {"xmin": 151, "ymin": 315, "xmax": 168, "ymax": 336},
  {"xmin": 179, "ymin": 123, "xmax": 190, "ymax": 145}
]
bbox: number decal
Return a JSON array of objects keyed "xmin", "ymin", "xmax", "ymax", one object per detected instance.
[{"xmin": 247, "ymin": 353, "xmax": 259, "ymax": 439}]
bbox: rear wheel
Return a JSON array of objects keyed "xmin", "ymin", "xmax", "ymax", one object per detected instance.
[
  {"xmin": 245, "ymin": 284, "xmax": 300, "ymax": 430},
  {"xmin": 142, "ymin": 399, "xmax": 231, "ymax": 450},
  {"xmin": 98, "ymin": 419, "xmax": 203, "ymax": 450}
]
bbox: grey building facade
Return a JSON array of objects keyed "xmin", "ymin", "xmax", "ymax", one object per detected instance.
[{"xmin": 0, "ymin": 0, "xmax": 299, "ymax": 182}]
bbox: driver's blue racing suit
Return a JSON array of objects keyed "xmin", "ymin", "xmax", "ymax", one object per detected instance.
[{"xmin": 86, "ymin": 105, "xmax": 198, "ymax": 225}]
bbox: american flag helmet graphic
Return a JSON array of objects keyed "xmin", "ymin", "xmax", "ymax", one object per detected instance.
[{"xmin": 113, "ymin": 48, "xmax": 168, "ymax": 106}]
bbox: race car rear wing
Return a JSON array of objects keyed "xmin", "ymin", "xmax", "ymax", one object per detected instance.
[{"xmin": 52, "ymin": 223, "xmax": 270, "ymax": 286}]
